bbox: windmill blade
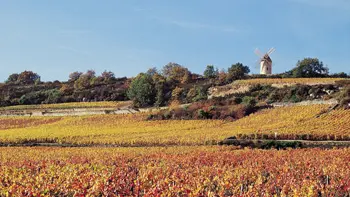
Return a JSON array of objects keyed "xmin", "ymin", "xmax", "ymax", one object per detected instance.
[
  {"xmin": 254, "ymin": 48, "xmax": 264, "ymax": 58},
  {"xmin": 267, "ymin": 47, "xmax": 275, "ymax": 55},
  {"xmin": 267, "ymin": 48, "xmax": 274, "ymax": 54}
]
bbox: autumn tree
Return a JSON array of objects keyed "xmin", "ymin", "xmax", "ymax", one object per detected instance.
[
  {"xmin": 217, "ymin": 69, "xmax": 228, "ymax": 85},
  {"xmin": 74, "ymin": 70, "xmax": 96, "ymax": 89},
  {"xmin": 16, "ymin": 71, "xmax": 41, "ymax": 85},
  {"xmin": 162, "ymin": 62, "xmax": 191, "ymax": 83}
]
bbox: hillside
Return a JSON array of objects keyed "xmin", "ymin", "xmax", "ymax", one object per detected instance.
[
  {"xmin": 0, "ymin": 77, "xmax": 130, "ymax": 107},
  {"xmin": 209, "ymin": 78, "xmax": 348, "ymax": 98},
  {"xmin": 0, "ymin": 104, "xmax": 349, "ymax": 147}
]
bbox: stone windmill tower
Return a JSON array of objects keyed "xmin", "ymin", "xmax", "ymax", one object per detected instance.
[{"xmin": 254, "ymin": 48, "xmax": 275, "ymax": 75}]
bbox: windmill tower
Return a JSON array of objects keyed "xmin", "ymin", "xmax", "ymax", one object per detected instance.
[{"xmin": 254, "ymin": 48, "xmax": 275, "ymax": 75}]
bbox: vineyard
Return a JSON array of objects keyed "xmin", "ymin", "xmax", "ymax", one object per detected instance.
[
  {"xmin": 234, "ymin": 78, "xmax": 347, "ymax": 86},
  {"xmin": 222, "ymin": 105, "xmax": 350, "ymax": 140},
  {"xmin": 0, "ymin": 114, "xmax": 226, "ymax": 146},
  {"xmin": 1, "ymin": 1, "xmax": 349, "ymax": 194},
  {"xmin": 0, "ymin": 105, "xmax": 349, "ymax": 146},
  {"xmin": 0, "ymin": 146, "xmax": 349, "ymax": 196},
  {"xmin": 1, "ymin": 103, "xmax": 349, "ymax": 196}
]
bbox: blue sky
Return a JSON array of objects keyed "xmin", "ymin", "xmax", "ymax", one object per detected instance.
[{"xmin": 0, "ymin": 0, "xmax": 349, "ymax": 81}]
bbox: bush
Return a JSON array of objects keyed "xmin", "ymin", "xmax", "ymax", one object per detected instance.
[
  {"xmin": 44, "ymin": 89, "xmax": 61, "ymax": 104},
  {"xmin": 147, "ymin": 95, "xmax": 265, "ymax": 121},
  {"xmin": 197, "ymin": 109, "xmax": 211, "ymax": 119},
  {"xmin": 337, "ymin": 87, "xmax": 350, "ymax": 109},
  {"xmin": 18, "ymin": 89, "xmax": 62, "ymax": 105},
  {"xmin": 186, "ymin": 86, "xmax": 207, "ymax": 102},
  {"xmin": 340, "ymin": 97, "xmax": 350, "ymax": 109},
  {"xmin": 242, "ymin": 96, "xmax": 257, "ymax": 107},
  {"xmin": 233, "ymin": 97, "xmax": 242, "ymax": 104}
]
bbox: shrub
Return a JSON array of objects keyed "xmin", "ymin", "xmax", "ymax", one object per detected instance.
[
  {"xmin": 337, "ymin": 87, "xmax": 350, "ymax": 109},
  {"xmin": 242, "ymin": 96, "xmax": 257, "ymax": 108},
  {"xmin": 197, "ymin": 109, "xmax": 211, "ymax": 119}
]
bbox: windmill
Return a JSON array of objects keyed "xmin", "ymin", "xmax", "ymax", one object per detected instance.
[{"xmin": 254, "ymin": 48, "xmax": 275, "ymax": 75}]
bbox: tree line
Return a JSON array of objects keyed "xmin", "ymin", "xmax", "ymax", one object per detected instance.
[{"xmin": 1, "ymin": 58, "xmax": 349, "ymax": 108}]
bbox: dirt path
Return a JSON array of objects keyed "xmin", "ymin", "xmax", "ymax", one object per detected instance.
[{"xmin": 271, "ymin": 99, "xmax": 338, "ymax": 107}]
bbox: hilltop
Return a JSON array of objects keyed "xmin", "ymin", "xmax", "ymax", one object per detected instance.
[{"xmin": 0, "ymin": 58, "xmax": 349, "ymax": 120}]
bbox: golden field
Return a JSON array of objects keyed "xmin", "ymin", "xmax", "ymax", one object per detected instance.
[
  {"xmin": 0, "ymin": 146, "xmax": 349, "ymax": 196},
  {"xmin": 0, "ymin": 105, "xmax": 349, "ymax": 145},
  {"xmin": 227, "ymin": 105, "xmax": 350, "ymax": 140}
]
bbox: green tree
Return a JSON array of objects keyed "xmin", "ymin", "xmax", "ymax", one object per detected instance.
[
  {"xmin": 203, "ymin": 65, "xmax": 218, "ymax": 79},
  {"xmin": 227, "ymin": 63, "xmax": 250, "ymax": 82},
  {"xmin": 152, "ymin": 72, "xmax": 167, "ymax": 107},
  {"xmin": 154, "ymin": 82, "xmax": 165, "ymax": 107},
  {"xmin": 127, "ymin": 73, "xmax": 156, "ymax": 107},
  {"xmin": 291, "ymin": 58, "xmax": 329, "ymax": 78}
]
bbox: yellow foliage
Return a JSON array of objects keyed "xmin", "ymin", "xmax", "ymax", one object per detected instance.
[{"xmin": 0, "ymin": 105, "xmax": 349, "ymax": 145}]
